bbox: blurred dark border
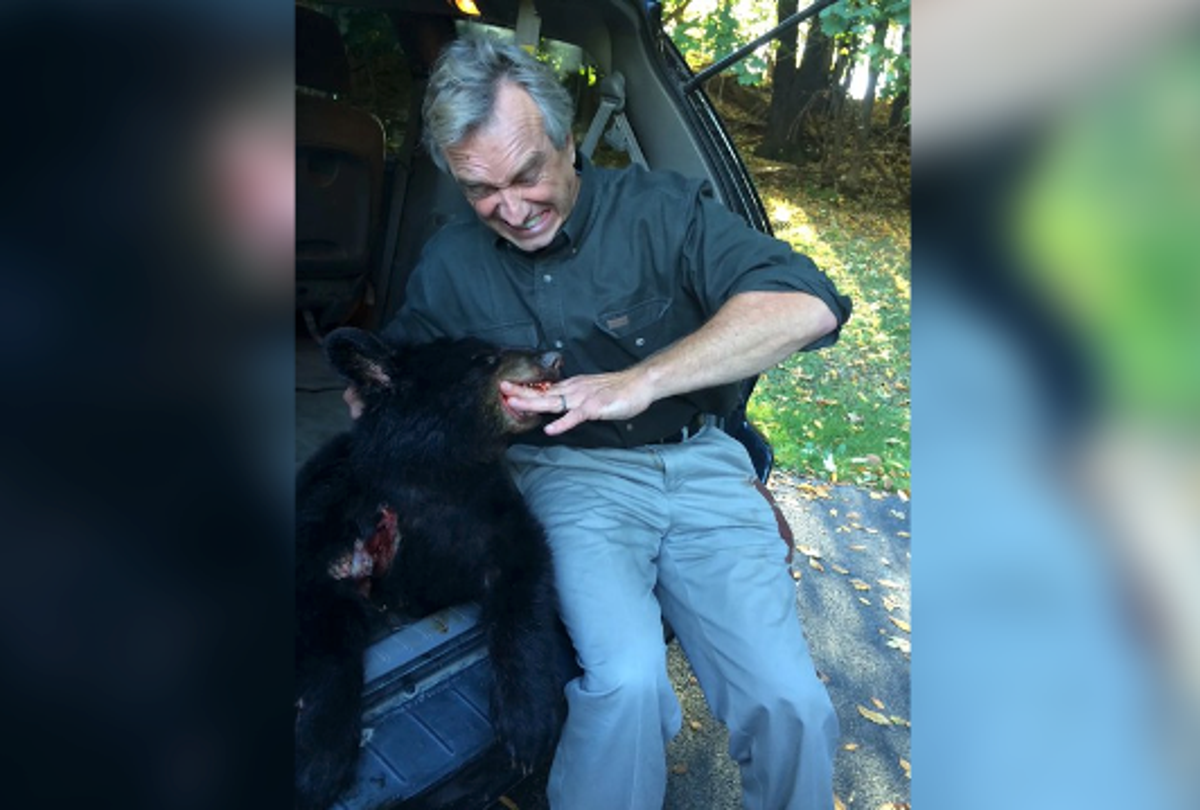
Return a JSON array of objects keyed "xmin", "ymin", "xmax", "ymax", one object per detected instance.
[{"xmin": 0, "ymin": 2, "xmax": 294, "ymax": 808}]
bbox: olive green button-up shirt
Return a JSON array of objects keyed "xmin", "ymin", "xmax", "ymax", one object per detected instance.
[{"xmin": 383, "ymin": 157, "xmax": 851, "ymax": 449}]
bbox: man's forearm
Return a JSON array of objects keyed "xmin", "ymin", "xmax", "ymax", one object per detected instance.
[
  {"xmin": 499, "ymin": 289, "xmax": 839, "ymax": 435},
  {"xmin": 636, "ymin": 290, "xmax": 838, "ymax": 402}
]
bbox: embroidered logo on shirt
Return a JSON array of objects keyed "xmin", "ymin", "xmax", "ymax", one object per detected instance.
[{"xmin": 606, "ymin": 315, "xmax": 630, "ymax": 330}]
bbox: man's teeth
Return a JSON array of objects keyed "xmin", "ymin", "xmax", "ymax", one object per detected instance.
[{"xmin": 519, "ymin": 211, "xmax": 543, "ymax": 229}]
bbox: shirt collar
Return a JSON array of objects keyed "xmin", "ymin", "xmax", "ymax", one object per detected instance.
[{"xmin": 558, "ymin": 152, "xmax": 595, "ymax": 247}]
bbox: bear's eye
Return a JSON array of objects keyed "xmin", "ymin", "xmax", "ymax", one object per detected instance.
[{"xmin": 471, "ymin": 352, "xmax": 499, "ymax": 367}]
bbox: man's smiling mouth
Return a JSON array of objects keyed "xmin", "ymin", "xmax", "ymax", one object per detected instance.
[{"xmin": 511, "ymin": 209, "xmax": 548, "ymax": 232}]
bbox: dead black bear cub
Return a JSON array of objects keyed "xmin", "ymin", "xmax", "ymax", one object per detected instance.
[{"xmin": 295, "ymin": 328, "xmax": 571, "ymax": 810}]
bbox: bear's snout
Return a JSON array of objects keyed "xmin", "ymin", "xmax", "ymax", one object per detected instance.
[{"xmin": 537, "ymin": 351, "xmax": 563, "ymax": 377}]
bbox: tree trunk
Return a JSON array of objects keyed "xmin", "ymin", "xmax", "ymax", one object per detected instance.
[
  {"xmin": 887, "ymin": 23, "xmax": 910, "ymax": 131},
  {"xmin": 821, "ymin": 34, "xmax": 857, "ymax": 186},
  {"xmin": 664, "ymin": 0, "xmax": 696, "ymax": 27},
  {"xmin": 758, "ymin": 8, "xmax": 832, "ymax": 162},
  {"xmin": 844, "ymin": 18, "xmax": 889, "ymax": 194},
  {"xmin": 792, "ymin": 14, "xmax": 833, "ymax": 117},
  {"xmin": 888, "ymin": 88, "xmax": 909, "ymax": 129}
]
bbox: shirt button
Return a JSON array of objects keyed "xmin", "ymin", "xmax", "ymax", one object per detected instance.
[
  {"xmin": 634, "ymin": 337, "xmax": 645, "ymax": 347},
  {"xmin": 542, "ymin": 273, "xmax": 553, "ymax": 283},
  {"xmin": 554, "ymin": 340, "xmax": 564, "ymax": 349}
]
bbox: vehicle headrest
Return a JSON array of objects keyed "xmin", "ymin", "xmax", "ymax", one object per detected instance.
[{"xmin": 296, "ymin": 5, "xmax": 351, "ymax": 96}]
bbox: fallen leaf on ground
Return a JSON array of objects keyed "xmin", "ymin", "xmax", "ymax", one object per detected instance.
[
  {"xmin": 849, "ymin": 579, "xmax": 871, "ymax": 591},
  {"xmin": 857, "ymin": 705, "xmax": 891, "ymax": 725},
  {"xmin": 797, "ymin": 544, "xmax": 822, "ymax": 558},
  {"xmin": 899, "ymin": 757, "xmax": 911, "ymax": 779},
  {"xmin": 809, "ymin": 558, "xmax": 825, "ymax": 572},
  {"xmin": 796, "ymin": 482, "xmax": 832, "ymax": 500},
  {"xmin": 889, "ymin": 616, "xmax": 911, "ymax": 633},
  {"xmin": 689, "ymin": 720, "xmax": 702, "ymax": 731},
  {"xmin": 886, "ymin": 635, "xmax": 911, "ymax": 655},
  {"xmin": 858, "ymin": 597, "xmax": 871, "ymax": 606},
  {"xmin": 871, "ymin": 697, "xmax": 886, "ymax": 710},
  {"xmin": 831, "ymin": 563, "xmax": 850, "ymax": 575},
  {"xmin": 889, "ymin": 715, "xmax": 911, "ymax": 727},
  {"xmin": 671, "ymin": 763, "xmax": 688, "ymax": 775},
  {"xmin": 843, "ymin": 742, "xmax": 859, "ymax": 752},
  {"xmin": 877, "ymin": 578, "xmax": 904, "ymax": 589},
  {"xmin": 835, "ymin": 796, "xmax": 847, "ymax": 810},
  {"xmin": 849, "ymin": 544, "xmax": 867, "ymax": 551}
]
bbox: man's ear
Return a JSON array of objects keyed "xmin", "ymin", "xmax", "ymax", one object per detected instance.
[{"xmin": 324, "ymin": 328, "xmax": 394, "ymax": 392}]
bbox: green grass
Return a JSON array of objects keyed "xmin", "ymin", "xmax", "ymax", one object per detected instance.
[{"xmin": 741, "ymin": 167, "xmax": 911, "ymax": 492}]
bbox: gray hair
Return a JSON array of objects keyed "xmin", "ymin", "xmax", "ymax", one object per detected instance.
[{"xmin": 422, "ymin": 36, "xmax": 575, "ymax": 173}]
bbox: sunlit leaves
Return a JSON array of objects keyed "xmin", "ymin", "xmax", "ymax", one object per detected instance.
[
  {"xmin": 744, "ymin": 172, "xmax": 910, "ymax": 485},
  {"xmin": 856, "ymin": 704, "xmax": 890, "ymax": 725}
]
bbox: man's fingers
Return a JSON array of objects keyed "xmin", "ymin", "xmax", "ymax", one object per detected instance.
[
  {"xmin": 543, "ymin": 408, "xmax": 588, "ymax": 436},
  {"xmin": 500, "ymin": 380, "xmax": 568, "ymax": 414}
]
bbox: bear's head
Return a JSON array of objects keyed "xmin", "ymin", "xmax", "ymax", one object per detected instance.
[{"xmin": 324, "ymin": 328, "xmax": 563, "ymax": 455}]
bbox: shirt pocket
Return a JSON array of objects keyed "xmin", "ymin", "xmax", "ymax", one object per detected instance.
[
  {"xmin": 471, "ymin": 320, "xmax": 540, "ymax": 350},
  {"xmin": 594, "ymin": 297, "xmax": 673, "ymax": 360}
]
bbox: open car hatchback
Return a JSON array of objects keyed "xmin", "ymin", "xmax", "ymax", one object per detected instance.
[{"xmin": 294, "ymin": 1, "xmax": 781, "ymax": 806}]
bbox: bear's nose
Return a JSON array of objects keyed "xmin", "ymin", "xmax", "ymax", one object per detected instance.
[{"xmin": 538, "ymin": 351, "xmax": 563, "ymax": 376}]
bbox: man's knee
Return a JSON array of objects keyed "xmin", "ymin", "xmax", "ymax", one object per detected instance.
[
  {"xmin": 580, "ymin": 646, "xmax": 665, "ymax": 702},
  {"xmin": 732, "ymin": 672, "xmax": 838, "ymax": 745},
  {"xmin": 782, "ymin": 683, "xmax": 838, "ymax": 740}
]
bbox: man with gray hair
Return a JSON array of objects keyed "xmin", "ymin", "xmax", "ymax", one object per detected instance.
[{"xmin": 377, "ymin": 36, "xmax": 850, "ymax": 810}]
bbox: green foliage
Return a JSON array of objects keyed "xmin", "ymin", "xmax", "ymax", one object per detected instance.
[
  {"xmin": 747, "ymin": 221, "xmax": 910, "ymax": 490},
  {"xmin": 664, "ymin": 0, "xmax": 908, "ymax": 102},
  {"xmin": 665, "ymin": 0, "xmax": 773, "ymax": 86},
  {"xmin": 819, "ymin": 0, "xmax": 909, "ymax": 103}
]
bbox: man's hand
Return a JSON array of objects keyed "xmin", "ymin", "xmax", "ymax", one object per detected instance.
[
  {"xmin": 500, "ymin": 369, "xmax": 655, "ymax": 436},
  {"xmin": 498, "ymin": 291, "xmax": 839, "ymax": 436}
]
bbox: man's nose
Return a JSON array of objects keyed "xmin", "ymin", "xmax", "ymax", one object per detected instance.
[{"xmin": 495, "ymin": 186, "xmax": 526, "ymax": 222}]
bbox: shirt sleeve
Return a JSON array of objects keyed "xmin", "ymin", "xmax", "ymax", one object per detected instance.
[{"xmin": 680, "ymin": 180, "xmax": 852, "ymax": 350}]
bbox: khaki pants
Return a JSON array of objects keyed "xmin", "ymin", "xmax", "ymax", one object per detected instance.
[{"xmin": 507, "ymin": 426, "xmax": 837, "ymax": 810}]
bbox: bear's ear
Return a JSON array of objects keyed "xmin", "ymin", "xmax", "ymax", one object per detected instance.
[{"xmin": 323, "ymin": 328, "xmax": 395, "ymax": 391}]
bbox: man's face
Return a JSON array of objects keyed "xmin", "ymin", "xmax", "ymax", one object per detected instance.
[{"xmin": 443, "ymin": 81, "xmax": 579, "ymax": 252}]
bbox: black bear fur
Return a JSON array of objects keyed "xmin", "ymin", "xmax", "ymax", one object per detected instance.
[{"xmin": 295, "ymin": 328, "xmax": 572, "ymax": 810}]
